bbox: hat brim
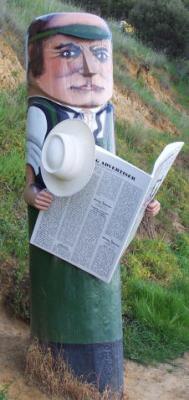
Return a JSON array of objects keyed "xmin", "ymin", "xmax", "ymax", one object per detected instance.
[{"xmin": 41, "ymin": 119, "xmax": 95, "ymax": 197}]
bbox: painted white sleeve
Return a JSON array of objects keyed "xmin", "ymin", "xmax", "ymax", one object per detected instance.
[{"xmin": 26, "ymin": 106, "xmax": 48, "ymax": 175}]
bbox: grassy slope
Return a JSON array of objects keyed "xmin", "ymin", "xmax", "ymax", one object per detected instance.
[{"xmin": 0, "ymin": 0, "xmax": 189, "ymax": 364}]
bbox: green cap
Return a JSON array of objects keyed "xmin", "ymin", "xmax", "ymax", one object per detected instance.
[{"xmin": 29, "ymin": 23, "xmax": 112, "ymax": 43}]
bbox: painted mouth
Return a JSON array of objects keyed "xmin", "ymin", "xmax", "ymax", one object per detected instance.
[{"xmin": 70, "ymin": 84, "xmax": 104, "ymax": 92}]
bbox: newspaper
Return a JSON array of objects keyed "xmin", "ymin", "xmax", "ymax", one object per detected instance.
[{"xmin": 30, "ymin": 141, "xmax": 184, "ymax": 283}]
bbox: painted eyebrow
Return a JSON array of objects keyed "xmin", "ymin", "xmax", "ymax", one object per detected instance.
[
  {"xmin": 90, "ymin": 46, "xmax": 109, "ymax": 51},
  {"xmin": 54, "ymin": 42, "xmax": 80, "ymax": 50}
]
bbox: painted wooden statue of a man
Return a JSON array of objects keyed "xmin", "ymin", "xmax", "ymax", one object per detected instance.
[
  {"xmin": 24, "ymin": 12, "xmax": 124, "ymax": 396},
  {"xmin": 24, "ymin": 11, "xmax": 160, "ymax": 396}
]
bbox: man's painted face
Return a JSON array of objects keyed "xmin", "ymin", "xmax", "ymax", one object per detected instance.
[{"xmin": 31, "ymin": 34, "xmax": 113, "ymax": 107}]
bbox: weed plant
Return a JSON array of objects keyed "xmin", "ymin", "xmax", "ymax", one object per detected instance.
[{"xmin": 25, "ymin": 340, "xmax": 121, "ymax": 399}]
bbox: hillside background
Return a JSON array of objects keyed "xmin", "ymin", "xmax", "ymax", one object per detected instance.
[{"xmin": 0, "ymin": 0, "xmax": 189, "ymax": 373}]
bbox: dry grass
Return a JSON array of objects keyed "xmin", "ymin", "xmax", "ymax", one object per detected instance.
[{"xmin": 25, "ymin": 339, "xmax": 125, "ymax": 400}]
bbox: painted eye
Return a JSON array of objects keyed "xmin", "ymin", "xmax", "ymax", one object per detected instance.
[
  {"xmin": 93, "ymin": 49, "xmax": 109, "ymax": 63},
  {"xmin": 55, "ymin": 43, "xmax": 81, "ymax": 59},
  {"xmin": 60, "ymin": 49, "xmax": 77, "ymax": 58},
  {"xmin": 58, "ymin": 46, "xmax": 81, "ymax": 59}
]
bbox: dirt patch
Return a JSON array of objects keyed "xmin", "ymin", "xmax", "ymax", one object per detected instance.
[
  {"xmin": 125, "ymin": 57, "xmax": 183, "ymax": 113},
  {"xmin": 0, "ymin": 35, "xmax": 24, "ymax": 90},
  {"xmin": 113, "ymin": 55, "xmax": 183, "ymax": 136},
  {"xmin": 0, "ymin": 299, "xmax": 50, "ymax": 400},
  {"xmin": 113, "ymin": 86, "xmax": 180, "ymax": 136},
  {"xmin": 126, "ymin": 355, "xmax": 189, "ymax": 400},
  {"xmin": 167, "ymin": 211, "xmax": 187, "ymax": 234}
]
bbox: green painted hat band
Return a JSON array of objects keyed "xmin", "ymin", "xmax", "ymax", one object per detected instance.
[{"xmin": 29, "ymin": 24, "xmax": 111, "ymax": 43}]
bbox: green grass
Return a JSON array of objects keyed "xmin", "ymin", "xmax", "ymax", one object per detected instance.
[
  {"xmin": 0, "ymin": 0, "xmax": 189, "ymax": 366},
  {"xmin": 124, "ymin": 239, "xmax": 181, "ymax": 285},
  {"xmin": 124, "ymin": 316, "xmax": 189, "ymax": 364},
  {"xmin": 0, "ymin": 85, "xmax": 27, "ymax": 270},
  {"xmin": 121, "ymin": 234, "xmax": 189, "ymax": 363},
  {"xmin": 2, "ymin": 0, "xmax": 80, "ymax": 31},
  {"xmin": 127, "ymin": 278, "xmax": 189, "ymax": 362},
  {"xmin": 115, "ymin": 113, "xmax": 189, "ymax": 239},
  {"xmin": 115, "ymin": 119, "xmax": 172, "ymax": 169},
  {"xmin": 158, "ymin": 168, "xmax": 189, "ymax": 229},
  {"xmin": 0, "ymin": 385, "xmax": 9, "ymax": 400}
]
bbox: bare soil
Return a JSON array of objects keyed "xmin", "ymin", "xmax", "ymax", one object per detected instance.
[{"xmin": 0, "ymin": 299, "xmax": 189, "ymax": 400}]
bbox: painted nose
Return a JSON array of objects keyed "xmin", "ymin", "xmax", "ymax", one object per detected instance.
[{"xmin": 82, "ymin": 52, "xmax": 98, "ymax": 77}]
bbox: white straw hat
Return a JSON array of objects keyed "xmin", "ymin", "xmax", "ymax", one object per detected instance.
[{"xmin": 41, "ymin": 119, "xmax": 95, "ymax": 197}]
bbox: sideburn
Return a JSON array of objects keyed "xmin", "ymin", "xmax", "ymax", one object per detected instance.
[{"xmin": 28, "ymin": 42, "xmax": 44, "ymax": 77}]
